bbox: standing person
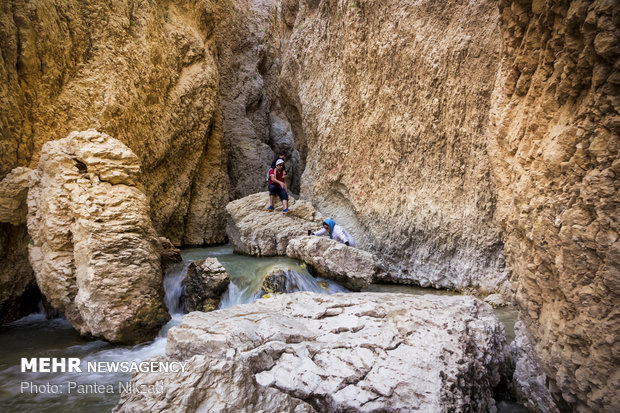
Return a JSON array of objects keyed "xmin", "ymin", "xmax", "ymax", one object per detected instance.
[
  {"xmin": 268, "ymin": 159, "xmax": 291, "ymax": 213},
  {"xmin": 309, "ymin": 219, "xmax": 356, "ymax": 247}
]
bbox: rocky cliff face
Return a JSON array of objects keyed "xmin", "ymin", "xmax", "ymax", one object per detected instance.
[
  {"xmin": 488, "ymin": 1, "xmax": 619, "ymax": 411},
  {"xmin": 0, "ymin": 0, "xmax": 229, "ymax": 246},
  {"xmin": 0, "ymin": 168, "xmax": 39, "ymax": 323},
  {"xmin": 27, "ymin": 130, "xmax": 170, "ymax": 343},
  {"xmin": 275, "ymin": 0, "xmax": 509, "ymax": 292},
  {"xmin": 273, "ymin": 0, "xmax": 618, "ymax": 410}
]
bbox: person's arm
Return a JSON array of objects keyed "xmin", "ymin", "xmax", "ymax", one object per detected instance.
[
  {"xmin": 269, "ymin": 170, "xmax": 285, "ymax": 187},
  {"xmin": 313, "ymin": 228, "xmax": 327, "ymax": 236},
  {"xmin": 283, "ymin": 170, "xmax": 288, "ymax": 192}
]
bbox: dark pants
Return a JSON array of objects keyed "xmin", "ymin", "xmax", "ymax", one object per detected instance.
[{"xmin": 268, "ymin": 184, "xmax": 288, "ymax": 201}]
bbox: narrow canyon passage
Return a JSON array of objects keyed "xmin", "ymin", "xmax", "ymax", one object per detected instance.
[{"xmin": 0, "ymin": 0, "xmax": 617, "ymax": 412}]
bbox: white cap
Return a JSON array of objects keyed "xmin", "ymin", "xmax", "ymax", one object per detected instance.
[{"xmin": 276, "ymin": 159, "xmax": 284, "ymax": 166}]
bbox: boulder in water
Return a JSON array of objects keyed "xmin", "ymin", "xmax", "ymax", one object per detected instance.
[
  {"xmin": 182, "ymin": 258, "xmax": 230, "ymax": 312},
  {"xmin": 286, "ymin": 236, "xmax": 377, "ymax": 291},
  {"xmin": 256, "ymin": 265, "xmax": 343, "ymax": 298},
  {"xmin": 26, "ymin": 130, "xmax": 170, "ymax": 343},
  {"xmin": 115, "ymin": 292, "xmax": 510, "ymax": 412},
  {"xmin": 158, "ymin": 237, "xmax": 182, "ymax": 273}
]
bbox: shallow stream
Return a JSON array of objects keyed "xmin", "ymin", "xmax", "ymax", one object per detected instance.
[{"xmin": 0, "ymin": 245, "xmax": 524, "ymax": 412}]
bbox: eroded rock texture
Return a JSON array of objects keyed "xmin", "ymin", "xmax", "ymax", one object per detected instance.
[
  {"xmin": 181, "ymin": 258, "xmax": 230, "ymax": 312},
  {"xmin": 286, "ymin": 235, "xmax": 377, "ymax": 290},
  {"xmin": 27, "ymin": 130, "xmax": 170, "ymax": 343},
  {"xmin": 275, "ymin": 0, "xmax": 508, "ymax": 292},
  {"xmin": 510, "ymin": 321, "xmax": 559, "ymax": 413},
  {"xmin": 0, "ymin": 167, "xmax": 39, "ymax": 323},
  {"xmin": 488, "ymin": 1, "xmax": 619, "ymax": 411},
  {"xmin": 115, "ymin": 293, "xmax": 509, "ymax": 412},
  {"xmin": 0, "ymin": 0, "xmax": 229, "ymax": 246},
  {"xmin": 226, "ymin": 192, "xmax": 325, "ymax": 256}
]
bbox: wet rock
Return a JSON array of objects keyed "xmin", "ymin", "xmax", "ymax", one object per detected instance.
[
  {"xmin": 26, "ymin": 130, "xmax": 170, "ymax": 343},
  {"xmin": 484, "ymin": 293, "xmax": 507, "ymax": 307},
  {"xmin": 158, "ymin": 237, "xmax": 182, "ymax": 273},
  {"xmin": 286, "ymin": 236, "xmax": 377, "ymax": 291},
  {"xmin": 226, "ymin": 192, "xmax": 324, "ymax": 256},
  {"xmin": 510, "ymin": 321, "xmax": 559, "ymax": 413},
  {"xmin": 257, "ymin": 268, "xmax": 290, "ymax": 297},
  {"xmin": 115, "ymin": 293, "xmax": 509, "ymax": 412},
  {"xmin": 182, "ymin": 258, "xmax": 230, "ymax": 312}
]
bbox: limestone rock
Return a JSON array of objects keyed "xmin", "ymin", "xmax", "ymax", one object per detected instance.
[
  {"xmin": 0, "ymin": 167, "xmax": 40, "ymax": 323},
  {"xmin": 488, "ymin": 1, "xmax": 620, "ymax": 410},
  {"xmin": 115, "ymin": 293, "xmax": 510, "ymax": 412},
  {"xmin": 158, "ymin": 237, "xmax": 182, "ymax": 273},
  {"xmin": 484, "ymin": 293, "xmax": 507, "ymax": 308},
  {"xmin": 510, "ymin": 321, "xmax": 559, "ymax": 413},
  {"xmin": 226, "ymin": 192, "xmax": 324, "ymax": 256},
  {"xmin": 0, "ymin": 223, "xmax": 39, "ymax": 324},
  {"xmin": 0, "ymin": 167, "xmax": 37, "ymax": 225},
  {"xmin": 0, "ymin": 0, "xmax": 229, "ymax": 246},
  {"xmin": 26, "ymin": 130, "xmax": 170, "ymax": 343},
  {"xmin": 286, "ymin": 236, "xmax": 377, "ymax": 291},
  {"xmin": 275, "ymin": 0, "xmax": 508, "ymax": 293},
  {"xmin": 182, "ymin": 258, "xmax": 230, "ymax": 312}
]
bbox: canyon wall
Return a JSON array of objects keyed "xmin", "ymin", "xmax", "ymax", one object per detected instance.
[
  {"xmin": 275, "ymin": 0, "xmax": 508, "ymax": 291},
  {"xmin": 0, "ymin": 0, "xmax": 237, "ymax": 322},
  {"xmin": 0, "ymin": 0, "xmax": 229, "ymax": 248},
  {"xmin": 488, "ymin": 0, "xmax": 619, "ymax": 411},
  {"xmin": 274, "ymin": 0, "xmax": 618, "ymax": 410}
]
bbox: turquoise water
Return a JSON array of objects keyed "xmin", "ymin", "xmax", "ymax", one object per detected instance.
[{"xmin": 0, "ymin": 245, "xmax": 524, "ymax": 412}]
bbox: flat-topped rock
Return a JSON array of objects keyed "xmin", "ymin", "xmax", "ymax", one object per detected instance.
[
  {"xmin": 287, "ymin": 236, "xmax": 377, "ymax": 291},
  {"xmin": 226, "ymin": 192, "xmax": 325, "ymax": 256},
  {"xmin": 115, "ymin": 292, "xmax": 509, "ymax": 412}
]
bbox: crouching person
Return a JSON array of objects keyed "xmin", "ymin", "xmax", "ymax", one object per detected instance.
[{"xmin": 309, "ymin": 219, "xmax": 355, "ymax": 247}]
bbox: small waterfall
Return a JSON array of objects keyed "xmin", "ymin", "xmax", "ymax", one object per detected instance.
[
  {"xmin": 163, "ymin": 262, "xmax": 188, "ymax": 315},
  {"xmin": 220, "ymin": 267, "xmax": 348, "ymax": 309}
]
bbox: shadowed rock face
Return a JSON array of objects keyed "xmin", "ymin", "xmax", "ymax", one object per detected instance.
[
  {"xmin": 115, "ymin": 293, "xmax": 510, "ymax": 412},
  {"xmin": 488, "ymin": 1, "xmax": 619, "ymax": 411},
  {"xmin": 0, "ymin": 168, "xmax": 39, "ymax": 323},
  {"xmin": 182, "ymin": 258, "xmax": 230, "ymax": 312},
  {"xmin": 26, "ymin": 130, "xmax": 170, "ymax": 343}
]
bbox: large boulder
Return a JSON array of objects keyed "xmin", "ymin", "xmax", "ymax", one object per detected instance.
[
  {"xmin": 27, "ymin": 130, "xmax": 170, "ymax": 343},
  {"xmin": 226, "ymin": 192, "xmax": 325, "ymax": 256},
  {"xmin": 115, "ymin": 293, "xmax": 509, "ymax": 412},
  {"xmin": 286, "ymin": 236, "xmax": 378, "ymax": 291},
  {"xmin": 182, "ymin": 258, "xmax": 230, "ymax": 312}
]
